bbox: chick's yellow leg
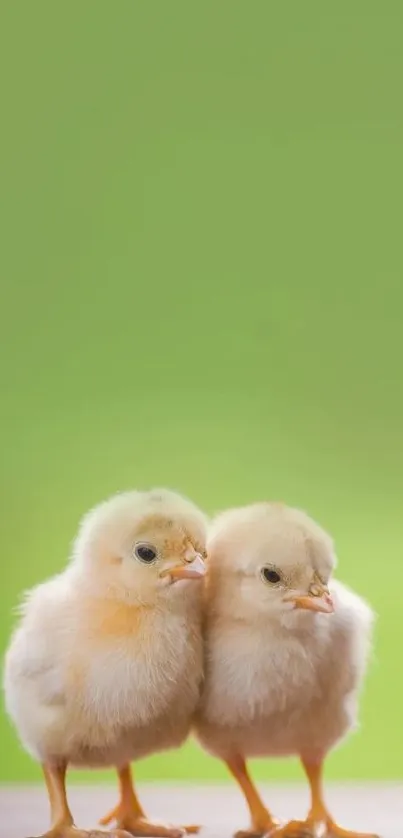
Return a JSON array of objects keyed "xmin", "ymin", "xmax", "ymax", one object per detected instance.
[
  {"xmin": 39, "ymin": 762, "xmax": 125, "ymax": 838},
  {"xmin": 99, "ymin": 764, "xmax": 145, "ymax": 827},
  {"xmin": 304, "ymin": 759, "xmax": 379, "ymax": 838},
  {"xmin": 99, "ymin": 764, "xmax": 199, "ymax": 837},
  {"xmin": 42, "ymin": 762, "xmax": 74, "ymax": 835},
  {"xmin": 225, "ymin": 755, "xmax": 280, "ymax": 838},
  {"xmin": 272, "ymin": 760, "xmax": 379, "ymax": 838}
]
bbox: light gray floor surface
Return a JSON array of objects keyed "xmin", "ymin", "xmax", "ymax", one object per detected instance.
[{"xmin": 0, "ymin": 784, "xmax": 401, "ymax": 838}]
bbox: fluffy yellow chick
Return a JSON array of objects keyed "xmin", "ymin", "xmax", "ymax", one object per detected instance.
[
  {"xmin": 194, "ymin": 502, "xmax": 377, "ymax": 838},
  {"xmin": 4, "ymin": 488, "xmax": 208, "ymax": 838}
]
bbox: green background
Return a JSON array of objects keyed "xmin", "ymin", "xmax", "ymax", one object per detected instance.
[{"xmin": 1, "ymin": 2, "xmax": 402, "ymax": 784}]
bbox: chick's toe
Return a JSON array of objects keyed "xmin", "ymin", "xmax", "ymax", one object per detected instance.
[
  {"xmin": 28, "ymin": 828, "xmax": 132, "ymax": 838},
  {"xmin": 271, "ymin": 823, "xmax": 380, "ymax": 838},
  {"xmin": 108, "ymin": 819, "xmax": 186, "ymax": 838},
  {"xmin": 327, "ymin": 827, "xmax": 380, "ymax": 838},
  {"xmin": 270, "ymin": 821, "xmax": 316, "ymax": 838}
]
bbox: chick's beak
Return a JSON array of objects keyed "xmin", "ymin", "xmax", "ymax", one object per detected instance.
[
  {"xmin": 161, "ymin": 554, "xmax": 206, "ymax": 584},
  {"xmin": 286, "ymin": 583, "xmax": 334, "ymax": 614}
]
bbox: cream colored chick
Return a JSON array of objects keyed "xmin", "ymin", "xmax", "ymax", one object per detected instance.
[
  {"xmin": 194, "ymin": 502, "xmax": 377, "ymax": 838},
  {"xmin": 4, "ymin": 488, "xmax": 208, "ymax": 838}
]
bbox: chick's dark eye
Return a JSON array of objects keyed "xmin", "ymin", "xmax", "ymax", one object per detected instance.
[
  {"xmin": 135, "ymin": 544, "xmax": 157, "ymax": 564},
  {"xmin": 262, "ymin": 568, "xmax": 281, "ymax": 585}
]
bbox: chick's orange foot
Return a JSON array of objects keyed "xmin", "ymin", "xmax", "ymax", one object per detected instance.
[
  {"xmin": 270, "ymin": 822, "xmax": 380, "ymax": 838},
  {"xmin": 100, "ymin": 811, "xmax": 199, "ymax": 837},
  {"xmin": 99, "ymin": 765, "xmax": 201, "ymax": 838},
  {"xmin": 234, "ymin": 820, "xmax": 281, "ymax": 838},
  {"xmin": 327, "ymin": 826, "xmax": 380, "ymax": 838},
  {"xmin": 27, "ymin": 828, "xmax": 132, "ymax": 838},
  {"xmin": 268, "ymin": 821, "xmax": 317, "ymax": 838},
  {"xmin": 234, "ymin": 830, "xmax": 278, "ymax": 838},
  {"xmin": 100, "ymin": 818, "xmax": 197, "ymax": 838}
]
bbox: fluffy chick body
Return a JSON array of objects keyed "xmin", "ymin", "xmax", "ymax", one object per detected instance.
[
  {"xmin": 4, "ymin": 489, "xmax": 207, "ymax": 837},
  {"xmin": 197, "ymin": 577, "xmax": 371, "ymax": 762},
  {"xmin": 6, "ymin": 572, "xmax": 202, "ymax": 769},
  {"xmin": 194, "ymin": 503, "xmax": 375, "ymax": 838}
]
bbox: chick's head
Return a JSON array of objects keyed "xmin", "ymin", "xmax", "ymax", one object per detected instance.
[
  {"xmin": 206, "ymin": 503, "xmax": 336, "ymax": 622},
  {"xmin": 71, "ymin": 488, "xmax": 208, "ymax": 604}
]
